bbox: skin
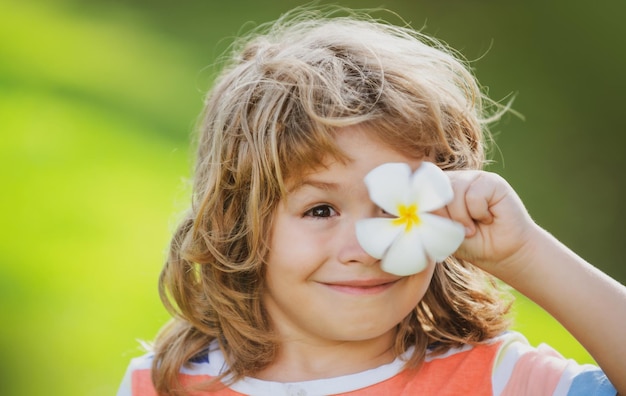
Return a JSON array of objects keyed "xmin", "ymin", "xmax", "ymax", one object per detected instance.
[{"xmin": 260, "ymin": 124, "xmax": 626, "ymax": 392}]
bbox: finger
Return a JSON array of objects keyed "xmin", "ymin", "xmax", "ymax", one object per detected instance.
[
  {"xmin": 465, "ymin": 172, "xmax": 495, "ymax": 225},
  {"xmin": 445, "ymin": 171, "xmax": 478, "ymax": 236}
]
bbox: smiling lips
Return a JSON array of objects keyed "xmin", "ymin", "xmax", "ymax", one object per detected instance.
[{"xmin": 322, "ymin": 279, "xmax": 400, "ymax": 295}]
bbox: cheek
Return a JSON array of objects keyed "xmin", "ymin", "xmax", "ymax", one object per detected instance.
[
  {"xmin": 268, "ymin": 210, "xmax": 336, "ymax": 260},
  {"xmin": 403, "ymin": 262, "xmax": 437, "ymax": 303},
  {"xmin": 266, "ymin": 216, "xmax": 327, "ymax": 281}
]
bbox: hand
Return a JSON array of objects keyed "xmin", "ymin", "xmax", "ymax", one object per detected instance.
[
  {"xmin": 439, "ymin": 170, "xmax": 538, "ymax": 280},
  {"xmin": 442, "ymin": 172, "xmax": 626, "ymax": 394}
]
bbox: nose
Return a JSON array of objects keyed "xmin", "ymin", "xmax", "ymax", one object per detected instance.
[{"xmin": 337, "ymin": 220, "xmax": 379, "ymax": 266}]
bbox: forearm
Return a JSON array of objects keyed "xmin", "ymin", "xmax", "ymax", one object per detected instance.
[{"xmin": 499, "ymin": 226, "xmax": 626, "ymax": 393}]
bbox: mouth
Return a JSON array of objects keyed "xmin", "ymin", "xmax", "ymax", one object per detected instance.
[{"xmin": 320, "ymin": 278, "xmax": 400, "ymax": 295}]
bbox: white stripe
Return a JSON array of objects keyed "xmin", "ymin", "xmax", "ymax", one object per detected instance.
[
  {"xmin": 228, "ymin": 352, "xmax": 408, "ymax": 395},
  {"xmin": 491, "ymin": 332, "xmax": 532, "ymax": 396},
  {"xmin": 551, "ymin": 360, "xmax": 598, "ymax": 396}
]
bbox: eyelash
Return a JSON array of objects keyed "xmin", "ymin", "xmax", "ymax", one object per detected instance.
[{"xmin": 304, "ymin": 204, "xmax": 338, "ymax": 219}]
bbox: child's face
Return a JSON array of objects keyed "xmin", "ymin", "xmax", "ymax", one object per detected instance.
[{"xmin": 264, "ymin": 125, "xmax": 435, "ymax": 348}]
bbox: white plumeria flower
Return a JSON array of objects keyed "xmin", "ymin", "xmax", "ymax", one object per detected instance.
[{"xmin": 355, "ymin": 162, "xmax": 465, "ymax": 276}]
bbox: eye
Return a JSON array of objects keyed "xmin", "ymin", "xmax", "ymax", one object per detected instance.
[
  {"xmin": 304, "ymin": 204, "xmax": 337, "ymax": 218},
  {"xmin": 378, "ymin": 207, "xmax": 395, "ymax": 218}
]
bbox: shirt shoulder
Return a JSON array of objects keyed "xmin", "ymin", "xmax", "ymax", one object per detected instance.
[
  {"xmin": 117, "ymin": 353, "xmax": 156, "ymax": 396},
  {"xmin": 493, "ymin": 331, "xmax": 617, "ymax": 396}
]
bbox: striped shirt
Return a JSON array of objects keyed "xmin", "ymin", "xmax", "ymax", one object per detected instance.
[{"xmin": 118, "ymin": 331, "xmax": 616, "ymax": 395}]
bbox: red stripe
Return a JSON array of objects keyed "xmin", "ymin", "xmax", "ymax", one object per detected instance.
[{"xmin": 500, "ymin": 344, "xmax": 566, "ymax": 396}]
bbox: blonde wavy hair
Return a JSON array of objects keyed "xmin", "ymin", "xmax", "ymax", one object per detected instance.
[{"xmin": 152, "ymin": 8, "xmax": 512, "ymax": 395}]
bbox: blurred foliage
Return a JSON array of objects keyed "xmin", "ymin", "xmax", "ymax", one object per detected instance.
[{"xmin": 1, "ymin": 0, "xmax": 624, "ymax": 394}]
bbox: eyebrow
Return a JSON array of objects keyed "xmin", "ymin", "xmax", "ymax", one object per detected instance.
[{"xmin": 287, "ymin": 179, "xmax": 340, "ymax": 194}]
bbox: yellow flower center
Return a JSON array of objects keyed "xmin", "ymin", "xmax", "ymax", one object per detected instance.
[{"xmin": 392, "ymin": 203, "xmax": 420, "ymax": 232}]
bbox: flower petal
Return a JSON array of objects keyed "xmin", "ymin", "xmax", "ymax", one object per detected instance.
[
  {"xmin": 364, "ymin": 162, "xmax": 412, "ymax": 216},
  {"xmin": 355, "ymin": 218, "xmax": 403, "ymax": 259},
  {"xmin": 409, "ymin": 162, "xmax": 454, "ymax": 212},
  {"xmin": 380, "ymin": 228, "xmax": 429, "ymax": 276},
  {"xmin": 418, "ymin": 213, "xmax": 465, "ymax": 261}
]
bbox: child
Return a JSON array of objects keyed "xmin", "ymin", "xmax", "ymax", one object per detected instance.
[{"xmin": 118, "ymin": 8, "xmax": 625, "ymax": 396}]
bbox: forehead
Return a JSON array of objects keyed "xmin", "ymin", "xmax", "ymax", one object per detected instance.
[{"xmin": 284, "ymin": 125, "xmax": 425, "ymax": 191}]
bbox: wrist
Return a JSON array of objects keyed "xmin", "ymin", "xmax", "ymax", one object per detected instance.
[{"xmin": 489, "ymin": 222, "xmax": 547, "ymax": 286}]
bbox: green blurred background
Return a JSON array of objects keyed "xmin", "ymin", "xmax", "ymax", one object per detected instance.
[{"xmin": 1, "ymin": 0, "xmax": 624, "ymax": 394}]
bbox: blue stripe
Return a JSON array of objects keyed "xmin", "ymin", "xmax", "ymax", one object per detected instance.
[
  {"xmin": 566, "ymin": 369, "xmax": 617, "ymax": 396},
  {"xmin": 189, "ymin": 348, "xmax": 210, "ymax": 363}
]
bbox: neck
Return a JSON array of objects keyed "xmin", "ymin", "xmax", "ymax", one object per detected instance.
[{"xmin": 253, "ymin": 331, "xmax": 396, "ymax": 382}]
